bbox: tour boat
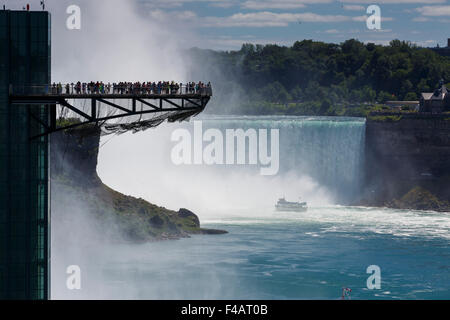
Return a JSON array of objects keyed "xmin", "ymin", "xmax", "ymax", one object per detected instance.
[{"xmin": 275, "ymin": 197, "xmax": 308, "ymax": 212}]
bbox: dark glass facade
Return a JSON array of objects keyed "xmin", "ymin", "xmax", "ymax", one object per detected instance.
[{"xmin": 0, "ymin": 10, "xmax": 51, "ymax": 300}]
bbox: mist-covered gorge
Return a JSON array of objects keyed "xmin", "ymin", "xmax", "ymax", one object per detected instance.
[{"xmin": 97, "ymin": 116, "xmax": 367, "ymax": 217}]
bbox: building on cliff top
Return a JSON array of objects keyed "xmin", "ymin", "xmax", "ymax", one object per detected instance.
[{"xmin": 419, "ymin": 80, "xmax": 450, "ymax": 113}]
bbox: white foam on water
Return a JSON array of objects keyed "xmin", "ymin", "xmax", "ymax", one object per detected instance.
[{"xmin": 204, "ymin": 205, "xmax": 450, "ymax": 240}]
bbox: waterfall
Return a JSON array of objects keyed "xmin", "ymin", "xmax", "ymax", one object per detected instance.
[
  {"xmin": 97, "ymin": 115, "xmax": 366, "ymax": 217},
  {"xmin": 199, "ymin": 116, "xmax": 366, "ymax": 203}
]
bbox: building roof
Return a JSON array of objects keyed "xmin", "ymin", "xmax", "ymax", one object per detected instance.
[
  {"xmin": 421, "ymin": 93, "xmax": 433, "ymax": 100},
  {"xmin": 421, "ymin": 84, "xmax": 448, "ymax": 101}
]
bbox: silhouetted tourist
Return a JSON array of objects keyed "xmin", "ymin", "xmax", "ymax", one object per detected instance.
[{"xmin": 48, "ymin": 81, "xmax": 210, "ymax": 96}]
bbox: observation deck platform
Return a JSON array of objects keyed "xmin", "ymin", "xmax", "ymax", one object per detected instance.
[{"xmin": 9, "ymin": 84, "xmax": 212, "ymax": 138}]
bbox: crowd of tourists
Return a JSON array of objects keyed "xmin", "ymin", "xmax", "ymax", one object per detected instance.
[{"xmin": 49, "ymin": 81, "xmax": 211, "ymax": 95}]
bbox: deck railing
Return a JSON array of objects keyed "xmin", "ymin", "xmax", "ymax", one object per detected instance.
[{"xmin": 9, "ymin": 84, "xmax": 213, "ymax": 96}]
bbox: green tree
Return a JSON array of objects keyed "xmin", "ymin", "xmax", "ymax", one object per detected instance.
[
  {"xmin": 377, "ymin": 91, "xmax": 393, "ymax": 103},
  {"xmin": 261, "ymin": 81, "xmax": 291, "ymax": 103},
  {"xmin": 187, "ymin": 38, "xmax": 450, "ymax": 115},
  {"xmin": 320, "ymin": 99, "xmax": 332, "ymax": 114},
  {"xmin": 404, "ymin": 92, "xmax": 418, "ymax": 101}
]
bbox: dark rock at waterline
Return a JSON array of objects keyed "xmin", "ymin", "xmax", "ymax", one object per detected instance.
[
  {"xmin": 198, "ymin": 229, "xmax": 229, "ymax": 235},
  {"xmin": 178, "ymin": 208, "xmax": 228, "ymax": 235},
  {"xmin": 388, "ymin": 187, "xmax": 450, "ymax": 212}
]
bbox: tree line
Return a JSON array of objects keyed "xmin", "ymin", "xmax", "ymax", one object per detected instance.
[{"xmin": 187, "ymin": 39, "xmax": 450, "ymax": 116}]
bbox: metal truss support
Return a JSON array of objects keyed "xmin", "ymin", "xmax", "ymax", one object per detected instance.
[{"xmin": 9, "ymin": 93, "xmax": 211, "ymax": 139}]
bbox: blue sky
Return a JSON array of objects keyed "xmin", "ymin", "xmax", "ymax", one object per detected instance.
[{"xmin": 137, "ymin": 0, "xmax": 450, "ymax": 50}]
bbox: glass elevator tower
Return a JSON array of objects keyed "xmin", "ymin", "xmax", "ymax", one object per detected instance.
[{"xmin": 0, "ymin": 10, "xmax": 51, "ymax": 300}]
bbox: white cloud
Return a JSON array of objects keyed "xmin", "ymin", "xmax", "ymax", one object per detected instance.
[
  {"xmin": 242, "ymin": 1, "xmax": 306, "ymax": 10},
  {"xmin": 200, "ymin": 11, "xmax": 381, "ymax": 27},
  {"xmin": 241, "ymin": 0, "xmax": 334, "ymax": 10},
  {"xmin": 146, "ymin": 7, "xmax": 395, "ymax": 29},
  {"xmin": 343, "ymin": 5, "xmax": 365, "ymax": 11},
  {"xmin": 416, "ymin": 5, "xmax": 450, "ymax": 16},
  {"xmin": 352, "ymin": 15, "xmax": 394, "ymax": 22},
  {"xmin": 138, "ymin": 0, "xmax": 235, "ymax": 9},
  {"xmin": 137, "ymin": 0, "xmax": 448, "ymax": 11}
]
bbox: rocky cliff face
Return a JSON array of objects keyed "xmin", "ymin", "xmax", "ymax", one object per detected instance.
[
  {"xmin": 363, "ymin": 116, "xmax": 450, "ymax": 211},
  {"xmin": 50, "ymin": 124, "xmax": 226, "ymax": 242}
]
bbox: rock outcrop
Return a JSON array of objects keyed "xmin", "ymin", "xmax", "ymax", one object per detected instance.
[
  {"xmin": 389, "ymin": 187, "xmax": 450, "ymax": 212},
  {"xmin": 50, "ymin": 123, "xmax": 227, "ymax": 242}
]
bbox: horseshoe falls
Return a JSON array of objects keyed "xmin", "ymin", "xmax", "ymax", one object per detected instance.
[
  {"xmin": 198, "ymin": 115, "xmax": 366, "ymax": 204},
  {"xmin": 96, "ymin": 115, "xmax": 366, "ymax": 215}
]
